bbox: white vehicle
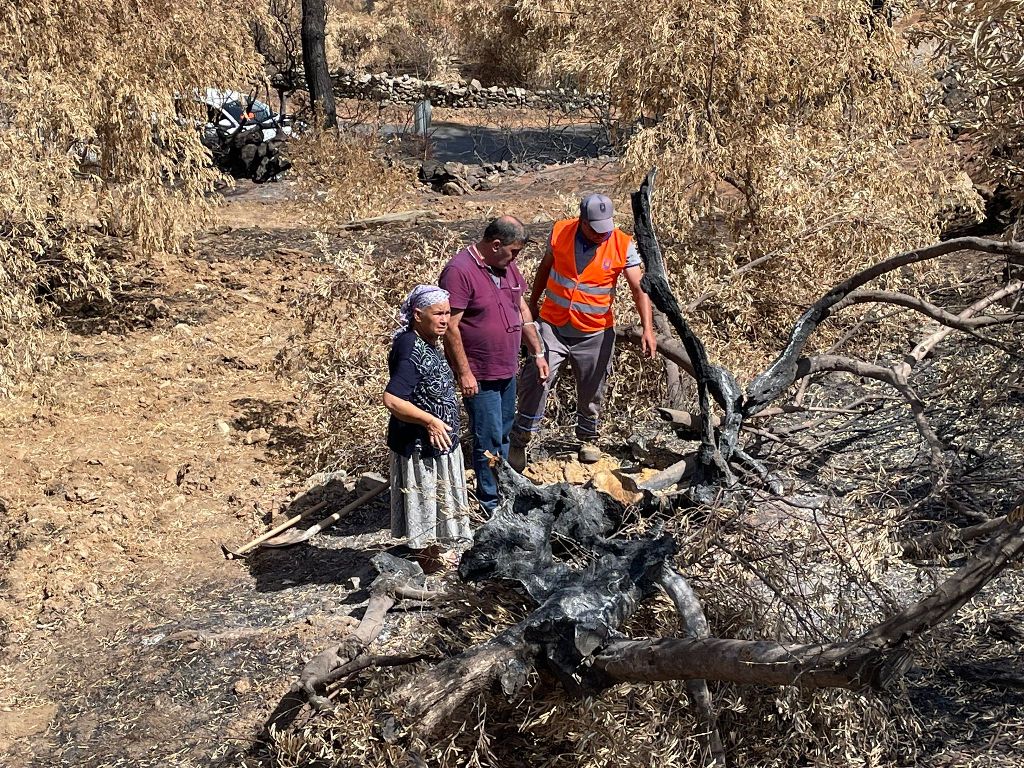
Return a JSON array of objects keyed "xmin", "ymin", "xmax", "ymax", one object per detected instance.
[{"xmin": 199, "ymin": 88, "xmax": 292, "ymax": 144}]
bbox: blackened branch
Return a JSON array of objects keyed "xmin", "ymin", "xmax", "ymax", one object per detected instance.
[
  {"xmin": 745, "ymin": 237, "xmax": 1024, "ymax": 413},
  {"xmin": 631, "ymin": 168, "xmax": 744, "ymax": 495}
]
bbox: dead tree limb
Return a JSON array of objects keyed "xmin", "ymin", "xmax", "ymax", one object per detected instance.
[
  {"xmin": 632, "ymin": 169, "xmax": 743, "ymax": 495},
  {"xmin": 616, "ymin": 324, "xmax": 697, "ymax": 377},
  {"xmin": 322, "ymin": 652, "xmax": 438, "ymax": 695},
  {"xmin": 835, "ymin": 289, "xmax": 1024, "ymax": 332},
  {"xmin": 658, "ymin": 564, "xmax": 726, "ymax": 767},
  {"xmin": 655, "ymin": 310, "xmax": 690, "ymax": 409},
  {"xmin": 594, "ymin": 504, "xmax": 1024, "ymax": 690},
  {"xmin": 896, "ymin": 280, "xmax": 1023, "ymax": 378},
  {"xmin": 391, "ymin": 631, "xmax": 538, "ymax": 739},
  {"xmin": 623, "ymin": 455, "xmax": 697, "ymax": 493},
  {"xmin": 793, "ymin": 355, "xmax": 945, "ymax": 465},
  {"xmin": 902, "ymin": 515, "xmax": 1009, "ymax": 559},
  {"xmin": 294, "ymin": 553, "xmax": 435, "ymax": 712},
  {"xmin": 593, "ymin": 634, "xmax": 912, "ymax": 690},
  {"xmin": 745, "ymin": 239, "xmax": 1024, "ymax": 413}
]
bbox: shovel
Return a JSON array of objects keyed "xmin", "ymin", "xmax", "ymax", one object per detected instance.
[
  {"xmin": 261, "ymin": 478, "xmax": 389, "ymax": 548},
  {"xmin": 221, "ymin": 500, "xmax": 329, "ymax": 560}
]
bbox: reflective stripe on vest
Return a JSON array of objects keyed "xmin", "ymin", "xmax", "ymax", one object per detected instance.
[
  {"xmin": 543, "ymin": 289, "xmax": 610, "ymax": 315},
  {"xmin": 548, "ymin": 267, "xmax": 615, "ymax": 296}
]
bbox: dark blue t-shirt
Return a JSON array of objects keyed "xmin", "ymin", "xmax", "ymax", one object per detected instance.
[{"xmin": 385, "ymin": 330, "xmax": 460, "ymax": 457}]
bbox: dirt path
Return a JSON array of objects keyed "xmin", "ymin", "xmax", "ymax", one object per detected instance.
[{"xmin": 0, "ymin": 162, "xmax": 620, "ymax": 767}]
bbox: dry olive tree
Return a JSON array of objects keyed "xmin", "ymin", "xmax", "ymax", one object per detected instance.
[
  {"xmin": 491, "ymin": 1, "xmax": 981, "ymax": 372},
  {"xmin": 925, "ymin": 0, "xmax": 1024, "ymax": 203},
  {"xmin": 0, "ymin": 2, "xmax": 265, "ymax": 391}
]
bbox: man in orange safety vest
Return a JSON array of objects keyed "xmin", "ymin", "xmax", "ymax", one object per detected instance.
[{"xmin": 509, "ymin": 193, "xmax": 656, "ymax": 469}]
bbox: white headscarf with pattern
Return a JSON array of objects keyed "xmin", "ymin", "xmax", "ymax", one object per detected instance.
[{"xmin": 394, "ymin": 284, "xmax": 449, "ymax": 338}]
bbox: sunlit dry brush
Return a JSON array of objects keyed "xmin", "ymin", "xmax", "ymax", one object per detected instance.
[
  {"xmin": 329, "ymin": 0, "xmax": 464, "ymax": 79},
  {"xmin": 0, "ymin": 2, "xmax": 265, "ymax": 391},
  {"xmin": 276, "ymin": 229, "xmax": 462, "ymax": 472},
  {"xmin": 925, "ymin": 0, "xmax": 1024, "ymax": 200},
  {"xmin": 473, "ymin": 1, "xmax": 980, "ymax": 376},
  {"xmin": 284, "ymin": 127, "xmax": 417, "ymax": 226}
]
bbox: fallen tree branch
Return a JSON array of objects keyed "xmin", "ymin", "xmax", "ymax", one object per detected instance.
[
  {"xmin": 616, "ymin": 324, "xmax": 696, "ymax": 377},
  {"xmin": 323, "ymin": 652, "xmax": 439, "ymax": 697},
  {"xmin": 337, "ymin": 209, "xmax": 438, "ymax": 231},
  {"xmin": 655, "ymin": 310, "xmax": 690, "ymax": 408},
  {"xmin": 835, "ymin": 289, "xmax": 1024, "ymax": 332},
  {"xmin": 595, "ymin": 503, "xmax": 1024, "ymax": 690},
  {"xmin": 902, "ymin": 515, "xmax": 1009, "ymax": 560},
  {"xmin": 896, "ymin": 280, "xmax": 1024, "ymax": 378},
  {"xmin": 593, "ymin": 634, "xmax": 912, "ymax": 690},
  {"xmin": 658, "ymin": 564, "xmax": 725, "ymax": 767},
  {"xmin": 793, "ymin": 355, "xmax": 945, "ymax": 466},
  {"xmin": 293, "ymin": 553, "xmax": 435, "ymax": 712},
  {"xmin": 391, "ymin": 631, "xmax": 537, "ymax": 738}
]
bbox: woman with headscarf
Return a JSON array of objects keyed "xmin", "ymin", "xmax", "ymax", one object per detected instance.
[{"xmin": 383, "ymin": 284, "xmax": 471, "ymax": 571}]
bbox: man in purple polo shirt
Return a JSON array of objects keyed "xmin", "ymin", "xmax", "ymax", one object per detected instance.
[{"xmin": 440, "ymin": 216, "xmax": 549, "ymax": 512}]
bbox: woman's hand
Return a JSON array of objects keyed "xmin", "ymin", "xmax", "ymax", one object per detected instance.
[{"xmin": 426, "ymin": 417, "xmax": 454, "ymax": 451}]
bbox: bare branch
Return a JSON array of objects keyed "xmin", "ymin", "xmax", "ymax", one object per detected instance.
[
  {"xmin": 793, "ymin": 355, "xmax": 944, "ymax": 465},
  {"xmin": 658, "ymin": 564, "xmax": 725, "ymax": 767},
  {"xmin": 835, "ymin": 289, "xmax": 1023, "ymax": 332},
  {"xmin": 902, "ymin": 515, "xmax": 1009, "ymax": 560},
  {"xmin": 746, "ymin": 239, "xmax": 1024, "ymax": 413},
  {"xmin": 896, "ymin": 280, "xmax": 1024, "ymax": 378}
]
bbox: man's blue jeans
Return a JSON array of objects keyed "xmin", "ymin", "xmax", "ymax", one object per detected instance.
[{"xmin": 464, "ymin": 377, "xmax": 516, "ymax": 513}]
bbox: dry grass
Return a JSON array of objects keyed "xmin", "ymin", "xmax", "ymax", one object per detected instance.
[
  {"xmin": 285, "ymin": 127, "xmax": 417, "ymax": 226},
  {"xmin": 277, "ymin": 228, "xmax": 461, "ymax": 473},
  {"xmin": 0, "ymin": 2, "xmax": 265, "ymax": 392}
]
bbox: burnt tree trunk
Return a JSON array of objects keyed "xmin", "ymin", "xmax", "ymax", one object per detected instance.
[{"xmin": 301, "ymin": 0, "xmax": 337, "ymax": 128}]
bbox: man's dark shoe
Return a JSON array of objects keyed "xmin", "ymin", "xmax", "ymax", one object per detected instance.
[
  {"xmin": 577, "ymin": 442, "xmax": 601, "ymax": 464},
  {"xmin": 508, "ymin": 441, "xmax": 527, "ymax": 473}
]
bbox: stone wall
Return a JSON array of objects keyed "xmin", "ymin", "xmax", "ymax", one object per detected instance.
[{"xmin": 332, "ymin": 70, "xmax": 607, "ymax": 112}]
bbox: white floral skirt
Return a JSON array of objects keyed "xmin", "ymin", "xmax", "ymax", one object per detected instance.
[{"xmin": 390, "ymin": 449, "xmax": 472, "ymax": 550}]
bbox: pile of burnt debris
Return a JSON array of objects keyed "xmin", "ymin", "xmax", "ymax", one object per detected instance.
[
  {"xmin": 418, "ymin": 159, "xmax": 540, "ymax": 195},
  {"xmin": 204, "ymin": 128, "xmax": 291, "ymax": 183}
]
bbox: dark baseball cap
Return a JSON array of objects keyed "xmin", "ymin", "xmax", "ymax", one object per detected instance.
[{"xmin": 579, "ymin": 193, "xmax": 615, "ymax": 234}]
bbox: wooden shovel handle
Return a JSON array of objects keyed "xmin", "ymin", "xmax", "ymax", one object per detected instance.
[
  {"xmin": 303, "ymin": 482, "xmax": 388, "ymax": 536},
  {"xmin": 228, "ymin": 499, "xmax": 328, "ymax": 557}
]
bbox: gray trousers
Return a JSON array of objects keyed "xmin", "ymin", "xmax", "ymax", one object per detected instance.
[{"xmin": 513, "ymin": 320, "xmax": 615, "ymax": 442}]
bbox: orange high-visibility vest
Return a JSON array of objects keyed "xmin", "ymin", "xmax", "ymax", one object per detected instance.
[{"xmin": 539, "ymin": 218, "xmax": 631, "ymax": 332}]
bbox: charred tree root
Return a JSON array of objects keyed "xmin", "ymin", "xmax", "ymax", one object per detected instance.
[
  {"xmin": 293, "ymin": 553, "xmax": 441, "ymax": 712},
  {"xmin": 385, "ymin": 462, "xmax": 1024, "ymax": 755}
]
